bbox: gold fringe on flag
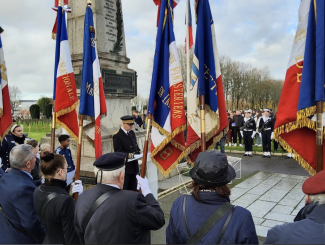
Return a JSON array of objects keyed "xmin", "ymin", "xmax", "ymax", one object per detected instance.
[
  {"xmin": 275, "ymin": 135, "xmax": 316, "ymax": 176},
  {"xmin": 0, "ymin": 122, "xmax": 14, "ymax": 143}
]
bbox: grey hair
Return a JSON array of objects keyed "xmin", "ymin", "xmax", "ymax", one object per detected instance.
[
  {"xmin": 309, "ymin": 194, "xmax": 325, "ymax": 205},
  {"xmin": 10, "ymin": 144, "xmax": 34, "ymax": 169},
  {"xmin": 40, "ymin": 143, "xmax": 51, "ymax": 152},
  {"xmin": 94, "ymin": 166, "xmax": 125, "ymax": 184}
]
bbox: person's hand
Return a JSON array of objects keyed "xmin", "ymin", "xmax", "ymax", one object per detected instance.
[
  {"xmin": 271, "ymin": 132, "xmax": 274, "ymax": 140},
  {"xmin": 71, "ymin": 180, "xmax": 83, "ymax": 195},
  {"xmin": 259, "ymin": 133, "xmax": 262, "ymax": 138},
  {"xmin": 136, "ymin": 175, "xmax": 152, "ymax": 197},
  {"xmin": 5, "ymin": 168, "xmax": 11, "ymax": 173},
  {"xmin": 240, "ymin": 132, "xmax": 243, "ymax": 138}
]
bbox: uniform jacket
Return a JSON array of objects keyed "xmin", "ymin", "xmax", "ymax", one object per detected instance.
[
  {"xmin": 0, "ymin": 134, "xmax": 17, "ymax": 171},
  {"xmin": 34, "ymin": 179, "xmax": 80, "ymax": 244},
  {"xmin": 166, "ymin": 193, "xmax": 258, "ymax": 244},
  {"xmin": 240, "ymin": 117, "xmax": 256, "ymax": 132},
  {"xmin": 135, "ymin": 116, "xmax": 143, "ymax": 128},
  {"xmin": 228, "ymin": 117, "xmax": 234, "ymax": 130},
  {"xmin": 0, "ymin": 168, "xmax": 46, "ymax": 244},
  {"xmin": 265, "ymin": 203, "xmax": 325, "ymax": 244},
  {"xmin": 113, "ymin": 128, "xmax": 140, "ymax": 174},
  {"xmin": 258, "ymin": 116, "xmax": 274, "ymax": 132},
  {"xmin": 55, "ymin": 147, "xmax": 75, "ymax": 172},
  {"xmin": 74, "ymin": 184, "xmax": 165, "ymax": 244}
]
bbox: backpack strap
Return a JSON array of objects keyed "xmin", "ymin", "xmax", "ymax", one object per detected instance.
[
  {"xmin": 82, "ymin": 189, "xmax": 120, "ymax": 231},
  {"xmin": 183, "ymin": 195, "xmax": 191, "ymax": 237},
  {"xmin": 216, "ymin": 205, "xmax": 236, "ymax": 244},
  {"xmin": 186, "ymin": 201, "xmax": 235, "ymax": 244},
  {"xmin": 40, "ymin": 192, "xmax": 64, "ymax": 220}
]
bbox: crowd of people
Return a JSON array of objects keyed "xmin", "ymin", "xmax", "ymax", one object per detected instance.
[{"xmin": 0, "ymin": 116, "xmax": 324, "ymax": 244}]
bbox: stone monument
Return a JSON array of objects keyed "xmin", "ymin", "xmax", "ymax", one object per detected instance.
[
  {"xmin": 42, "ymin": 0, "xmax": 144, "ymax": 158},
  {"xmin": 68, "ymin": 0, "xmax": 137, "ymax": 130}
]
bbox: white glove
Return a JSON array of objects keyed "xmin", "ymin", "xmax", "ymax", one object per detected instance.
[
  {"xmin": 240, "ymin": 131, "xmax": 243, "ymax": 138},
  {"xmin": 71, "ymin": 180, "xmax": 83, "ymax": 195},
  {"xmin": 271, "ymin": 132, "xmax": 274, "ymax": 139},
  {"xmin": 251, "ymin": 131, "xmax": 256, "ymax": 139},
  {"xmin": 259, "ymin": 133, "xmax": 262, "ymax": 138},
  {"xmin": 136, "ymin": 175, "xmax": 152, "ymax": 197}
]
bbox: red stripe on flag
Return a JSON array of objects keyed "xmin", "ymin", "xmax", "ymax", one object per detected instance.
[
  {"xmin": 0, "ymin": 85, "xmax": 13, "ymax": 140},
  {"xmin": 98, "ymin": 77, "xmax": 107, "ymax": 116},
  {"xmin": 95, "ymin": 116, "xmax": 102, "ymax": 159}
]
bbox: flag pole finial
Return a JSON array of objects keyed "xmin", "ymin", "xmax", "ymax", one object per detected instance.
[{"xmin": 58, "ymin": 0, "xmax": 61, "ymax": 7}]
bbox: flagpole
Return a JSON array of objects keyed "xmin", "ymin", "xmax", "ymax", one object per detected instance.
[
  {"xmin": 74, "ymin": 116, "xmax": 83, "ymax": 200},
  {"xmin": 140, "ymin": 114, "xmax": 152, "ymax": 178},
  {"xmin": 200, "ymin": 95, "xmax": 206, "ymax": 151},
  {"xmin": 51, "ymin": 0, "xmax": 61, "ymax": 153},
  {"xmin": 186, "ymin": 0, "xmax": 190, "ymax": 116},
  {"xmin": 50, "ymin": 110, "xmax": 56, "ymax": 152},
  {"xmin": 316, "ymin": 101, "xmax": 323, "ymax": 172}
]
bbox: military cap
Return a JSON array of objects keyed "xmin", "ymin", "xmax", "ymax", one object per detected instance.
[
  {"xmin": 302, "ymin": 170, "xmax": 325, "ymax": 195},
  {"xmin": 263, "ymin": 108, "xmax": 271, "ymax": 112},
  {"xmin": 120, "ymin": 115, "xmax": 135, "ymax": 124},
  {"xmin": 93, "ymin": 152, "xmax": 128, "ymax": 171},
  {"xmin": 244, "ymin": 109, "xmax": 252, "ymax": 113}
]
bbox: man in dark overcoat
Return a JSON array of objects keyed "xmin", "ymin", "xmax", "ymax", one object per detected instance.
[
  {"xmin": 113, "ymin": 115, "xmax": 141, "ymax": 191},
  {"xmin": 0, "ymin": 144, "xmax": 45, "ymax": 244},
  {"xmin": 74, "ymin": 152, "xmax": 165, "ymax": 244}
]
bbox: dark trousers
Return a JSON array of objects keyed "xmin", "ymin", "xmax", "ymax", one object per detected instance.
[
  {"xmin": 262, "ymin": 130, "xmax": 272, "ymax": 152},
  {"xmin": 123, "ymin": 174, "xmax": 137, "ymax": 191},
  {"xmin": 243, "ymin": 131, "xmax": 253, "ymax": 151},
  {"xmin": 233, "ymin": 127, "xmax": 242, "ymax": 144}
]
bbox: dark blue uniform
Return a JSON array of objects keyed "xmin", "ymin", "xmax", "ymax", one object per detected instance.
[
  {"xmin": 240, "ymin": 117, "xmax": 256, "ymax": 153},
  {"xmin": 113, "ymin": 128, "xmax": 140, "ymax": 191},
  {"xmin": 0, "ymin": 134, "xmax": 17, "ymax": 171}
]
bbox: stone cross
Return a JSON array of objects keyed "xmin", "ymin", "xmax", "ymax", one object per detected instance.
[{"xmin": 28, "ymin": 124, "xmax": 32, "ymax": 133}]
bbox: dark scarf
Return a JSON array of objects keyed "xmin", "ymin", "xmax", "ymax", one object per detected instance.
[
  {"xmin": 44, "ymin": 178, "xmax": 67, "ymax": 189},
  {"xmin": 12, "ymin": 134, "xmax": 26, "ymax": 145}
]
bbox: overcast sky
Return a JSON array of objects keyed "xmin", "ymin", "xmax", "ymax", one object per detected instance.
[{"xmin": 1, "ymin": 0, "xmax": 301, "ymax": 100}]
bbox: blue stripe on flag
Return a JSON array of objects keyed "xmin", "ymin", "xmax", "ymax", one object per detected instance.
[{"xmin": 53, "ymin": 6, "xmax": 63, "ymax": 100}]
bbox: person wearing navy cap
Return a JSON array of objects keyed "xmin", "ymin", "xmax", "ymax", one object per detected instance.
[
  {"xmin": 265, "ymin": 170, "xmax": 325, "ymax": 244},
  {"xmin": 74, "ymin": 152, "xmax": 165, "ymax": 244},
  {"xmin": 258, "ymin": 108, "xmax": 274, "ymax": 158},
  {"xmin": 113, "ymin": 115, "xmax": 141, "ymax": 191}
]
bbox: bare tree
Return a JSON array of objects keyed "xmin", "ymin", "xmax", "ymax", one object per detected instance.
[{"xmin": 9, "ymin": 85, "xmax": 22, "ymax": 112}]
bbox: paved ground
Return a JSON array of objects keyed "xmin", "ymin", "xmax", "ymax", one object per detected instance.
[{"xmin": 151, "ymin": 153, "xmax": 310, "ymax": 244}]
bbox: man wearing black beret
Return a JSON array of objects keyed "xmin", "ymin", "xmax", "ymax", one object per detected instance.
[
  {"xmin": 74, "ymin": 152, "xmax": 165, "ymax": 244},
  {"xmin": 113, "ymin": 115, "xmax": 141, "ymax": 191}
]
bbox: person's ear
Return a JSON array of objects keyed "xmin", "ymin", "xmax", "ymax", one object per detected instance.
[
  {"xmin": 118, "ymin": 171, "xmax": 124, "ymax": 183},
  {"xmin": 305, "ymin": 195, "xmax": 310, "ymax": 205},
  {"xmin": 25, "ymin": 160, "xmax": 31, "ymax": 169}
]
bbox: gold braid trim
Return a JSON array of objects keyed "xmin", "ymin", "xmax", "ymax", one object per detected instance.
[
  {"xmin": 195, "ymin": 98, "xmax": 219, "ymax": 120},
  {"xmin": 296, "ymin": 106, "xmax": 316, "ymax": 121},
  {"xmin": 171, "ymin": 138, "xmax": 186, "ymax": 151},
  {"xmin": 56, "ymin": 101, "xmax": 79, "ymax": 118},
  {"xmin": 0, "ymin": 122, "xmax": 14, "ymax": 143},
  {"xmin": 151, "ymin": 120, "xmax": 186, "ymax": 155},
  {"xmin": 56, "ymin": 118, "xmax": 79, "ymax": 142},
  {"xmin": 150, "ymin": 147, "xmax": 188, "ymax": 177},
  {"xmin": 275, "ymin": 135, "xmax": 315, "ymax": 176},
  {"xmin": 273, "ymin": 118, "xmax": 317, "ymax": 141},
  {"xmin": 79, "ymin": 114, "xmax": 94, "ymax": 122},
  {"xmin": 0, "ymin": 108, "xmax": 3, "ymax": 118}
]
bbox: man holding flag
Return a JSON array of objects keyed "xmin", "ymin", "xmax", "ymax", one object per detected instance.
[
  {"xmin": 147, "ymin": 0, "xmax": 186, "ymax": 177},
  {"xmin": 186, "ymin": 0, "xmax": 228, "ymax": 163},
  {"xmin": 79, "ymin": 1, "xmax": 107, "ymax": 159}
]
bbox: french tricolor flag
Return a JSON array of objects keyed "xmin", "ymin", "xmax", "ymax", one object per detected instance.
[
  {"xmin": 79, "ymin": 6, "xmax": 107, "ymax": 159},
  {"xmin": 185, "ymin": 0, "xmax": 193, "ymax": 53},
  {"xmin": 0, "ymin": 33, "xmax": 13, "ymax": 141},
  {"xmin": 54, "ymin": 6, "xmax": 79, "ymax": 142}
]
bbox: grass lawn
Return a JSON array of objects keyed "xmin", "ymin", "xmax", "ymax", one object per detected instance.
[
  {"xmin": 28, "ymin": 132, "xmax": 48, "ymax": 142},
  {"xmin": 17, "ymin": 121, "xmax": 58, "ymax": 142}
]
